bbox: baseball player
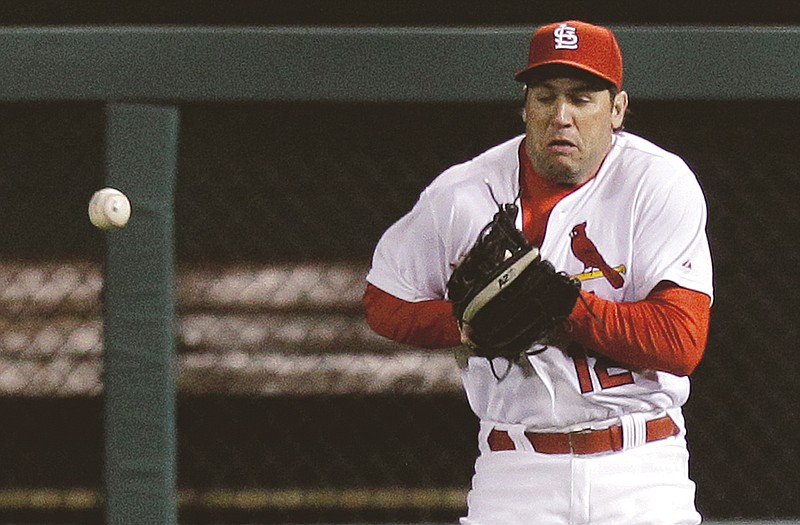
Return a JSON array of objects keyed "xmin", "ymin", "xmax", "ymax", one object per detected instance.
[{"xmin": 363, "ymin": 20, "xmax": 712, "ymax": 525}]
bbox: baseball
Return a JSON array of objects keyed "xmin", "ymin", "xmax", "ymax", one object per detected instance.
[{"xmin": 88, "ymin": 188, "xmax": 131, "ymax": 229}]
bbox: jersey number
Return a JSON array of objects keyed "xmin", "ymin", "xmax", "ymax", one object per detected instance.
[{"xmin": 573, "ymin": 355, "xmax": 635, "ymax": 394}]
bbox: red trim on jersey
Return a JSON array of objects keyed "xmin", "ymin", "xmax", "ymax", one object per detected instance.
[
  {"xmin": 362, "ymin": 283, "xmax": 461, "ymax": 349},
  {"xmin": 568, "ymin": 284, "xmax": 711, "ymax": 376}
]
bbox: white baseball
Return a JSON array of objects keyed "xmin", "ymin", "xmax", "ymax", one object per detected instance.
[{"xmin": 88, "ymin": 188, "xmax": 131, "ymax": 229}]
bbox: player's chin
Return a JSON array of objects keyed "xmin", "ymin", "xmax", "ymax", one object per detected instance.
[{"xmin": 540, "ymin": 161, "xmax": 583, "ymax": 186}]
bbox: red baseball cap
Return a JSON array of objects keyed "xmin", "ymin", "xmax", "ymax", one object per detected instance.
[{"xmin": 515, "ymin": 20, "xmax": 623, "ymax": 89}]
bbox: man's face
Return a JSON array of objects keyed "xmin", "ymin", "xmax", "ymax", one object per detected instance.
[{"xmin": 523, "ymin": 75, "xmax": 627, "ymax": 186}]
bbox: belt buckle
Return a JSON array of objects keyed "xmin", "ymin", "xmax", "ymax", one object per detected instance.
[{"xmin": 567, "ymin": 428, "xmax": 593, "ymax": 454}]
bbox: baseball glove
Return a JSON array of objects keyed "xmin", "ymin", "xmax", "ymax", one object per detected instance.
[{"xmin": 446, "ymin": 202, "xmax": 581, "ymax": 360}]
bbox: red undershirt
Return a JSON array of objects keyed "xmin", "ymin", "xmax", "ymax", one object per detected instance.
[{"xmin": 363, "ymin": 141, "xmax": 710, "ymax": 376}]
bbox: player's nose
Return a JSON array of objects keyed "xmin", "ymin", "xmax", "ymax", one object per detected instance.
[{"xmin": 550, "ymin": 100, "xmax": 574, "ymax": 127}]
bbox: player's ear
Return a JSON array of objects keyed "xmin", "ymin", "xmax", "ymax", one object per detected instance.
[
  {"xmin": 611, "ymin": 90, "xmax": 628, "ymax": 129},
  {"xmin": 521, "ymin": 86, "xmax": 528, "ymax": 123}
]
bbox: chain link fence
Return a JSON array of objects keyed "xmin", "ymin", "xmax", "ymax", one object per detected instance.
[{"xmin": 1, "ymin": 100, "xmax": 798, "ymax": 523}]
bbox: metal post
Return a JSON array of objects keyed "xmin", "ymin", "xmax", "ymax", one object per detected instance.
[{"xmin": 102, "ymin": 103, "xmax": 179, "ymax": 525}]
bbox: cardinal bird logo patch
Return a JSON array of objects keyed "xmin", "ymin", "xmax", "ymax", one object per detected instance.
[{"xmin": 569, "ymin": 222, "xmax": 625, "ymax": 289}]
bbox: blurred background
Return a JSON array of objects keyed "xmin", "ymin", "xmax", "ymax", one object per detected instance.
[{"xmin": 0, "ymin": 2, "xmax": 798, "ymax": 524}]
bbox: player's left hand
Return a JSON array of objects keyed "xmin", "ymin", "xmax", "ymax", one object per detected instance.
[{"xmin": 446, "ymin": 203, "xmax": 581, "ymax": 360}]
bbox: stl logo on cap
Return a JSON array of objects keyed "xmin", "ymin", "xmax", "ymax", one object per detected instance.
[{"xmin": 553, "ymin": 23, "xmax": 579, "ymax": 50}]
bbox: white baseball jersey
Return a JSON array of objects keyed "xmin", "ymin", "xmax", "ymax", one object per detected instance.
[{"xmin": 367, "ymin": 131, "xmax": 713, "ymax": 433}]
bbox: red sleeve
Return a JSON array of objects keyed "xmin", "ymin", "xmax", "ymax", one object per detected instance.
[
  {"xmin": 362, "ymin": 283, "xmax": 461, "ymax": 349},
  {"xmin": 568, "ymin": 283, "xmax": 711, "ymax": 376}
]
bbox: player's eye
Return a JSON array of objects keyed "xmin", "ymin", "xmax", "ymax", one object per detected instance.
[
  {"xmin": 570, "ymin": 93, "xmax": 593, "ymax": 104},
  {"xmin": 533, "ymin": 93, "xmax": 555, "ymax": 103}
]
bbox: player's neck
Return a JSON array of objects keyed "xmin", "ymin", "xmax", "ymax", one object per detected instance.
[
  {"xmin": 518, "ymin": 141, "xmax": 582, "ymax": 246},
  {"xmin": 519, "ymin": 140, "xmax": 583, "ymax": 198}
]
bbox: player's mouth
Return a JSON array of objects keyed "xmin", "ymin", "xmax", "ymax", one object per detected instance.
[{"xmin": 546, "ymin": 139, "xmax": 578, "ymax": 155}]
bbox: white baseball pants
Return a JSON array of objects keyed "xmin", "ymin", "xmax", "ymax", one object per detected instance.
[{"xmin": 460, "ymin": 423, "xmax": 702, "ymax": 525}]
